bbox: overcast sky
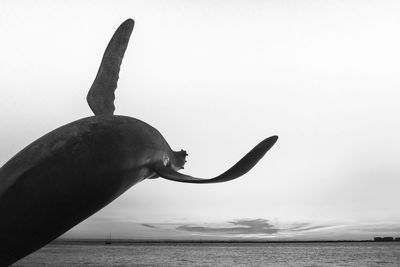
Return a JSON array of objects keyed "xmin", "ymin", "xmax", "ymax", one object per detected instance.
[{"xmin": 1, "ymin": 0, "xmax": 400, "ymax": 240}]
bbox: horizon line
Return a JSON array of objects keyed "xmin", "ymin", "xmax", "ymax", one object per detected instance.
[{"xmin": 54, "ymin": 238, "xmax": 400, "ymax": 244}]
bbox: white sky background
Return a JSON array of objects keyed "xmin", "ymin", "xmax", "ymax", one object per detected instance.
[{"xmin": 1, "ymin": 0, "xmax": 400, "ymax": 240}]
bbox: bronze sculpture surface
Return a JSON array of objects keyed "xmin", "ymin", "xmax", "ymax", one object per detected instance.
[{"xmin": 0, "ymin": 19, "xmax": 278, "ymax": 266}]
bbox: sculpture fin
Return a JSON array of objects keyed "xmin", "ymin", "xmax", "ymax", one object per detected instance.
[
  {"xmin": 87, "ymin": 19, "xmax": 134, "ymax": 115},
  {"xmin": 154, "ymin": 135, "xmax": 278, "ymax": 184}
]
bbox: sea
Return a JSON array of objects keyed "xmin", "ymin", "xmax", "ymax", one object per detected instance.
[{"xmin": 13, "ymin": 241, "xmax": 400, "ymax": 266}]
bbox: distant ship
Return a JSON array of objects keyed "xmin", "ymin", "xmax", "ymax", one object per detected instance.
[
  {"xmin": 105, "ymin": 233, "xmax": 112, "ymax": 245},
  {"xmin": 374, "ymin": 236, "xmax": 400, "ymax": 242}
]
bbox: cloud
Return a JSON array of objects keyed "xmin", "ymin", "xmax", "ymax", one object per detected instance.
[
  {"xmin": 133, "ymin": 220, "xmax": 399, "ymax": 240},
  {"xmin": 141, "ymin": 223, "xmax": 158, "ymax": 229},
  {"xmin": 346, "ymin": 223, "xmax": 400, "ymax": 233},
  {"xmin": 176, "ymin": 218, "xmax": 279, "ymax": 235},
  {"xmin": 173, "ymin": 219, "xmax": 333, "ymax": 239},
  {"xmin": 285, "ymin": 223, "xmax": 330, "ymax": 232}
]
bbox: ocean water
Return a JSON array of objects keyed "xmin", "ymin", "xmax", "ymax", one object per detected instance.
[{"xmin": 13, "ymin": 242, "xmax": 400, "ymax": 266}]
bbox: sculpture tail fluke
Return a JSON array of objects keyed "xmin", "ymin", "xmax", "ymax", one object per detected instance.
[
  {"xmin": 154, "ymin": 135, "xmax": 278, "ymax": 184},
  {"xmin": 87, "ymin": 19, "xmax": 134, "ymax": 116}
]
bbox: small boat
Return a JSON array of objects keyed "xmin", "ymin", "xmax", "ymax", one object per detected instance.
[{"xmin": 105, "ymin": 233, "xmax": 112, "ymax": 245}]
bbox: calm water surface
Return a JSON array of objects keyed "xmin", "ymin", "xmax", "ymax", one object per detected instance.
[{"xmin": 14, "ymin": 242, "xmax": 400, "ymax": 266}]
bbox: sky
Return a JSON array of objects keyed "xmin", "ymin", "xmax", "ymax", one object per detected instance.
[{"xmin": 1, "ymin": 0, "xmax": 400, "ymax": 241}]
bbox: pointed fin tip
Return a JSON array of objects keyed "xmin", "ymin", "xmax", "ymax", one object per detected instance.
[
  {"xmin": 258, "ymin": 135, "xmax": 278, "ymax": 153},
  {"xmin": 124, "ymin": 18, "xmax": 135, "ymax": 27},
  {"xmin": 261, "ymin": 135, "xmax": 278, "ymax": 147},
  {"xmin": 118, "ymin": 19, "xmax": 135, "ymax": 34}
]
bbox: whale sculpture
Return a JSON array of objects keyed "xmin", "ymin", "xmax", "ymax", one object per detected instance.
[{"xmin": 0, "ymin": 19, "xmax": 278, "ymax": 266}]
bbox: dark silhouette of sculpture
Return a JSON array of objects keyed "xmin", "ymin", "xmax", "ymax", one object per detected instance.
[{"xmin": 0, "ymin": 19, "xmax": 278, "ymax": 266}]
